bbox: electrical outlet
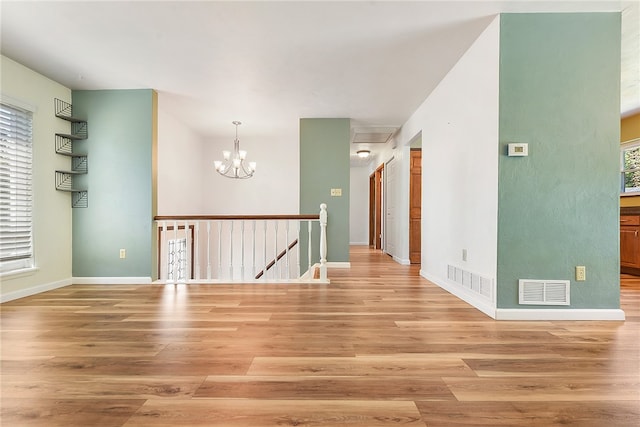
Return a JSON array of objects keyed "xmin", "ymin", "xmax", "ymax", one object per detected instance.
[
  {"xmin": 119, "ymin": 249, "xmax": 126, "ymax": 259},
  {"xmin": 462, "ymin": 249, "xmax": 467, "ymax": 262},
  {"xmin": 330, "ymin": 188, "xmax": 342, "ymax": 197},
  {"xmin": 575, "ymin": 265, "xmax": 586, "ymax": 281}
]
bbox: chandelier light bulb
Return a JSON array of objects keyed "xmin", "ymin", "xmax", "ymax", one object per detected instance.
[{"xmin": 214, "ymin": 121, "xmax": 256, "ymax": 179}]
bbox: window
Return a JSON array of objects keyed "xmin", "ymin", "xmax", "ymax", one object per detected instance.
[
  {"xmin": 167, "ymin": 238, "xmax": 187, "ymax": 281},
  {"xmin": 0, "ymin": 102, "xmax": 33, "ymax": 274},
  {"xmin": 621, "ymin": 139, "xmax": 640, "ymax": 194}
]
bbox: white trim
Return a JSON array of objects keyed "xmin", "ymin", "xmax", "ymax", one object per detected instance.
[
  {"xmin": 153, "ymin": 278, "xmax": 330, "ymax": 285},
  {"xmin": 621, "ymin": 137, "xmax": 640, "ymax": 147},
  {"xmin": 496, "ymin": 308, "xmax": 626, "ymax": 321},
  {"xmin": 0, "ymin": 266, "xmax": 39, "ymax": 280},
  {"xmin": 72, "ymin": 277, "xmax": 152, "ymax": 285},
  {"xmin": 1, "ymin": 277, "xmax": 72, "ymax": 303},
  {"xmin": 421, "ymin": 271, "xmax": 497, "ymax": 319},
  {"xmin": 393, "ymin": 256, "xmax": 411, "ymax": 265},
  {"xmin": 327, "ymin": 262, "xmax": 351, "ymax": 269},
  {"xmin": 0, "ymin": 92, "xmax": 38, "ymax": 112}
]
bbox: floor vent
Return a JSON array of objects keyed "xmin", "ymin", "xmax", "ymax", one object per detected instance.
[
  {"xmin": 447, "ymin": 265, "xmax": 494, "ymax": 301},
  {"xmin": 518, "ymin": 280, "xmax": 570, "ymax": 305}
]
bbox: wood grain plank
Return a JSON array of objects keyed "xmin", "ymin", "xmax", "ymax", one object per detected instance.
[
  {"xmin": 195, "ymin": 375, "xmax": 456, "ymax": 400},
  {"xmin": 123, "ymin": 399, "xmax": 426, "ymax": 427},
  {"xmin": 1, "ymin": 398, "xmax": 145, "ymax": 427},
  {"xmin": 442, "ymin": 376, "xmax": 640, "ymax": 401},
  {"xmin": 248, "ymin": 355, "xmax": 476, "ymax": 377},
  {"xmin": 415, "ymin": 401, "xmax": 640, "ymax": 427}
]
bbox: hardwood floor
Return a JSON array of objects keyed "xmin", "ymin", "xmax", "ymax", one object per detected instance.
[{"xmin": 1, "ymin": 246, "xmax": 639, "ymax": 426}]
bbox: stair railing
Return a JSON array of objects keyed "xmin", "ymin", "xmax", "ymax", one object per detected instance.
[{"xmin": 154, "ymin": 203, "xmax": 328, "ymax": 284}]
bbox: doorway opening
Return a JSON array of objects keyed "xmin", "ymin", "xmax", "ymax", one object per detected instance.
[{"xmin": 369, "ymin": 164, "xmax": 384, "ymax": 249}]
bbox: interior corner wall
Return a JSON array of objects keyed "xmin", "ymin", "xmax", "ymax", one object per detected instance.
[
  {"xmin": 300, "ymin": 118, "xmax": 350, "ymax": 262},
  {"xmin": 202, "ymin": 130, "xmax": 299, "ymax": 215},
  {"xmin": 395, "ymin": 16, "xmax": 500, "ymax": 315},
  {"xmin": 157, "ymin": 94, "xmax": 206, "ymax": 215},
  {"xmin": 0, "ymin": 55, "xmax": 73, "ymax": 300},
  {"xmin": 349, "ymin": 166, "xmax": 370, "ymax": 245},
  {"xmin": 497, "ymin": 13, "xmax": 621, "ymax": 309},
  {"xmin": 72, "ymin": 89, "xmax": 155, "ymax": 278}
]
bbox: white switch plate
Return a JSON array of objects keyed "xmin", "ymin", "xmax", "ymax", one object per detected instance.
[
  {"xmin": 575, "ymin": 266, "xmax": 586, "ymax": 281},
  {"xmin": 119, "ymin": 249, "xmax": 126, "ymax": 259},
  {"xmin": 508, "ymin": 143, "xmax": 528, "ymax": 156},
  {"xmin": 330, "ymin": 188, "xmax": 342, "ymax": 197}
]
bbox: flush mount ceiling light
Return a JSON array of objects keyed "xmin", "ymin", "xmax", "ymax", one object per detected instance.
[
  {"xmin": 357, "ymin": 150, "xmax": 371, "ymax": 158},
  {"xmin": 214, "ymin": 121, "xmax": 256, "ymax": 179}
]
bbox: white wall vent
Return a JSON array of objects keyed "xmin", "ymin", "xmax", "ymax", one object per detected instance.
[
  {"xmin": 518, "ymin": 280, "xmax": 570, "ymax": 305},
  {"xmin": 447, "ymin": 265, "xmax": 494, "ymax": 301}
]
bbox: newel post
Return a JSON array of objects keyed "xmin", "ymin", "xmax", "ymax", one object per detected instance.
[{"xmin": 319, "ymin": 203, "xmax": 328, "ymax": 280}]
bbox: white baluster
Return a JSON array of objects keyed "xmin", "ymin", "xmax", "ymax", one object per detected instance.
[
  {"xmin": 285, "ymin": 220, "xmax": 290, "ymax": 280},
  {"xmin": 207, "ymin": 221, "xmax": 212, "ymax": 280},
  {"xmin": 229, "ymin": 221, "xmax": 234, "ymax": 280},
  {"xmin": 319, "ymin": 203, "xmax": 328, "ymax": 280},
  {"xmin": 161, "ymin": 221, "xmax": 167, "ymax": 283},
  {"xmin": 252, "ymin": 220, "xmax": 256, "ymax": 280},
  {"xmin": 296, "ymin": 220, "xmax": 301, "ymax": 278},
  {"xmin": 217, "ymin": 221, "xmax": 222, "ymax": 280},
  {"xmin": 183, "ymin": 220, "xmax": 189, "ymax": 283},
  {"xmin": 307, "ymin": 220, "xmax": 312, "ymax": 276},
  {"xmin": 172, "ymin": 220, "xmax": 178, "ymax": 284},
  {"xmin": 240, "ymin": 220, "xmax": 245, "ymax": 281},
  {"xmin": 274, "ymin": 221, "xmax": 279, "ymax": 280},
  {"xmin": 194, "ymin": 221, "xmax": 200, "ymax": 280},
  {"xmin": 263, "ymin": 220, "xmax": 267, "ymax": 281}
]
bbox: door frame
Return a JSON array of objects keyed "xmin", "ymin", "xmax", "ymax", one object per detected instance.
[
  {"xmin": 409, "ymin": 148, "xmax": 422, "ymax": 264},
  {"xmin": 369, "ymin": 164, "xmax": 384, "ymax": 249}
]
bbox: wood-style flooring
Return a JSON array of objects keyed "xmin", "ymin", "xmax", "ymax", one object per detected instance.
[{"xmin": 1, "ymin": 246, "xmax": 639, "ymax": 426}]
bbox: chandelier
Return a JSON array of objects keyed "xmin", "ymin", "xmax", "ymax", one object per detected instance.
[{"xmin": 214, "ymin": 121, "xmax": 256, "ymax": 179}]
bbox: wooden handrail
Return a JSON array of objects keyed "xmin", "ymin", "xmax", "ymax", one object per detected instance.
[
  {"xmin": 154, "ymin": 214, "xmax": 320, "ymax": 221},
  {"xmin": 255, "ymin": 239, "xmax": 299, "ymax": 279}
]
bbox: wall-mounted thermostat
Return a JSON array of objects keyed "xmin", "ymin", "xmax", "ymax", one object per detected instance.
[{"xmin": 508, "ymin": 143, "xmax": 528, "ymax": 157}]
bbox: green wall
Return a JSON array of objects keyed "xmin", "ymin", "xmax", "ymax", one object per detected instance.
[
  {"xmin": 72, "ymin": 89, "xmax": 156, "ymax": 278},
  {"xmin": 497, "ymin": 13, "xmax": 621, "ymax": 308},
  {"xmin": 300, "ymin": 118, "xmax": 350, "ymax": 263}
]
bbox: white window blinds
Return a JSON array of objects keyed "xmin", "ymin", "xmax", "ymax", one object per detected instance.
[{"xmin": 0, "ymin": 102, "xmax": 33, "ymax": 270}]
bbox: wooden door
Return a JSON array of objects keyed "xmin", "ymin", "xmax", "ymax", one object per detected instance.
[
  {"xmin": 409, "ymin": 149, "xmax": 422, "ymax": 264},
  {"xmin": 369, "ymin": 174, "xmax": 375, "ymax": 246},
  {"xmin": 621, "ymin": 227, "xmax": 638, "ymax": 266},
  {"xmin": 369, "ymin": 165, "xmax": 384, "ymax": 249}
]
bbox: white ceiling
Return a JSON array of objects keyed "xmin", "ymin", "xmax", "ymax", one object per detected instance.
[{"xmin": 2, "ymin": 1, "xmax": 638, "ymax": 160}]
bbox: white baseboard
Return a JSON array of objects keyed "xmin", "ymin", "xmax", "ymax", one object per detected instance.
[
  {"xmin": 393, "ymin": 256, "xmax": 411, "ymax": 265},
  {"xmin": 72, "ymin": 277, "xmax": 152, "ymax": 285},
  {"xmin": 421, "ymin": 270, "xmax": 497, "ymax": 319},
  {"xmin": 496, "ymin": 308, "xmax": 626, "ymax": 321},
  {"xmin": 421, "ymin": 270, "xmax": 626, "ymax": 321},
  {"xmin": 1, "ymin": 277, "xmax": 72, "ymax": 303},
  {"xmin": 327, "ymin": 262, "xmax": 351, "ymax": 269}
]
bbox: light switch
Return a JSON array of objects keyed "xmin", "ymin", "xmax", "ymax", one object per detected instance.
[
  {"xmin": 508, "ymin": 143, "xmax": 528, "ymax": 156},
  {"xmin": 330, "ymin": 188, "xmax": 342, "ymax": 197}
]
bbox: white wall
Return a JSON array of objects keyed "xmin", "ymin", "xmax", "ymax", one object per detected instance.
[
  {"xmin": 376, "ymin": 135, "xmax": 410, "ymax": 263},
  {"xmin": 157, "ymin": 100, "xmax": 299, "ymax": 216},
  {"xmin": 202, "ymin": 129, "xmax": 299, "ymax": 215},
  {"xmin": 1, "ymin": 55, "xmax": 73, "ymax": 301},
  {"xmin": 157, "ymin": 99, "xmax": 206, "ymax": 215},
  {"xmin": 349, "ymin": 166, "xmax": 369, "ymax": 245},
  {"xmin": 392, "ymin": 17, "xmax": 501, "ymax": 311}
]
